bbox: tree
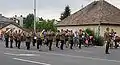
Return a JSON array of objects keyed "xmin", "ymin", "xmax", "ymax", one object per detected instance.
[
  {"xmin": 24, "ymin": 14, "xmax": 34, "ymax": 28},
  {"xmin": 60, "ymin": 5, "xmax": 71, "ymax": 21},
  {"xmin": 36, "ymin": 19, "xmax": 57, "ymax": 32}
]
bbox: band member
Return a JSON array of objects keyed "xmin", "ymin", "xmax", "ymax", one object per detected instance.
[
  {"xmin": 13, "ymin": 31, "xmax": 18, "ymax": 47},
  {"xmin": 17, "ymin": 30, "xmax": 21, "ymax": 49},
  {"xmin": 69, "ymin": 30, "xmax": 74, "ymax": 49},
  {"xmin": 65, "ymin": 31, "xmax": 69, "ymax": 48},
  {"xmin": 32, "ymin": 32, "xmax": 37, "ymax": 46},
  {"xmin": 78, "ymin": 29, "xmax": 83, "ymax": 49},
  {"xmin": 56, "ymin": 30, "xmax": 60, "ymax": 48},
  {"xmin": 9, "ymin": 32, "xmax": 13, "ymax": 48},
  {"xmin": 43, "ymin": 30, "xmax": 48, "ymax": 46},
  {"xmin": 104, "ymin": 27, "xmax": 111, "ymax": 54},
  {"xmin": 4, "ymin": 32, "xmax": 9, "ymax": 48},
  {"xmin": 73, "ymin": 31, "xmax": 79, "ymax": 47},
  {"xmin": 26, "ymin": 34, "xmax": 31, "ymax": 50},
  {"xmin": 37, "ymin": 32, "xmax": 42, "ymax": 50},
  {"xmin": 47, "ymin": 30, "xmax": 55, "ymax": 51},
  {"xmin": 60, "ymin": 29, "xmax": 65, "ymax": 50}
]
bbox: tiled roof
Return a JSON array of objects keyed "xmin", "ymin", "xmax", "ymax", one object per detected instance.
[
  {"xmin": 57, "ymin": 1, "xmax": 120, "ymax": 26},
  {"xmin": 0, "ymin": 14, "xmax": 15, "ymax": 28}
]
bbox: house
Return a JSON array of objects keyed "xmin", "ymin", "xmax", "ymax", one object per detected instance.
[
  {"xmin": 0, "ymin": 14, "xmax": 29, "ymax": 34},
  {"xmin": 57, "ymin": 0, "xmax": 120, "ymax": 36}
]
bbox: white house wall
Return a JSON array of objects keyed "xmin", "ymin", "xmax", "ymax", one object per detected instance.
[
  {"xmin": 57, "ymin": 25, "xmax": 98, "ymax": 33},
  {"xmin": 101, "ymin": 25, "xmax": 120, "ymax": 36},
  {"xmin": 57, "ymin": 25, "xmax": 120, "ymax": 36}
]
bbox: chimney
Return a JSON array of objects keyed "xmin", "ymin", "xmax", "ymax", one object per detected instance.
[
  {"xmin": 20, "ymin": 15, "xmax": 23, "ymax": 17},
  {"xmin": 15, "ymin": 15, "xmax": 17, "ymax": 17}
]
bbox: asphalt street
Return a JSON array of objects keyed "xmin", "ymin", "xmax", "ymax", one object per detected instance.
[{"xmin": 1, "ymin": 40, "xmax": 120, "ymax": 65}]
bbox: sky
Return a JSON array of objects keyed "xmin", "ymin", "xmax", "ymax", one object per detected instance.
[{"xmin": 0, "ymin": 0, "xmax": 120, "ymax": 20}]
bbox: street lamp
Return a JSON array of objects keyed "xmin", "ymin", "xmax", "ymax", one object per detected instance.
[{"xmin": 34, "ymin": 0, "xmax": 36, "ymax": 33}]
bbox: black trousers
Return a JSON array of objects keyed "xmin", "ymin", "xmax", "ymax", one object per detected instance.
[
  {"xmin": 60, "ymin": 40, "xmax": 64, "ymax": 50},
  {"xmin": 114, "ymin": 41, "xmax": 118, "ymax": 49},
  {"xmin": 33, "ymin": 39, "xmax": 36, "ymax": 46},
  {"xmin": 37, "ymin": 40, "xmax": 42, "ymax": 49},
  {"xmin": 26, "ymin": 42, "xmax": 31, "ymax": 50},
  {"xmin": 17, "ymin": 41, "xmax": 21, "ymax": 49},
  {"xmin": 70, "ymin": 40, "xmax": 73, "ymax": 49},
  {"xmin": 48, "ymin": 40, "xmax": 53, "ymax": 51},
  {"xmin": 10, "ymin": 40, "xmax": 13, "ymax": 48},
  {"xmin": 15, "ymin": 39, "xmax": 18, "ymax": 47},
  {"xmin": 79, "ymin": 39, "xmax": 82, "ymax": 49},
  {"xmin": 105, "ymin": 41, "xmax": 110, "ymax": 53},
  {"xmin": 45, "ymin": 39, "xmax": 49, "ymax": 46},
  {"xmin": 56, "ymin": 39, "xmax": 60, "ymax": 48},
  {"xmin": 5, "ymin": 38, "xmax": 9, "ymax": 48}
]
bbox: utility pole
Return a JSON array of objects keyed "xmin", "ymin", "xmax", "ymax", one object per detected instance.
[{"xmin": 34, "ymin": 0, "xmax": 36, "ymax": 33}]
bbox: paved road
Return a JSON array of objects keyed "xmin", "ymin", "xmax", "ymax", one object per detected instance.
[{"xmin": 1, "ymin": 40, "xmax": 120, "ymax": 65}]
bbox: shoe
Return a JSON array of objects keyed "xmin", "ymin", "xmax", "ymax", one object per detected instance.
[
  {"xmin": 10, "ymin": 47, "xmax": 13, "ymax": 48},
  {"xmin": 106, "ymin": 52, "xmax": 110, "ymax": 54},
  {"xmin": 39, "ymin": 50, "xmax": 42, "ymax": 51}
]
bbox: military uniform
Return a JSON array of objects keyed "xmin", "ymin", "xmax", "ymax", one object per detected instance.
[
  {"xmin": 69, "ymin": 31, "xmax": 74, "ymax": 49},
  {"xmin": 47, "ymin": 31, "xmax": 55, "ymax": 51},
  {"xmin": 65, "ymin": 32, "xmax": 69, "ymax": 48},
  {"xmin": 13, "ymin": 31, "xmax": 18, "ymax": 47},
  {"xmin": 26, "ymin": 34, "xmax": 31, "ymax": 50},
  {"xmin": 60, "ymin": 31, "xmax": 65, "ymax": 50},
  {"xmin": 56, "ymin": 31, "xmax": 60, "ymax": 48},
  {"xmin": 32, "ymin": 33, "xmax": 36, "ymax": 46},
  {"xmin": 36, "ymin": 32, "xmax": 42, "ymax": 50},
  {"xmin": 78, "ymin": 31, "xmax": 83, "ymax": 49},
  {"xmin": 17, "ymin": 32, "xmax": 21, "ymax": 49},
  {"xmin": 104, "ymin": 30, "xmax": 111, "ymax": 54},
  {"xmin": 9, "ymin": 33, "xmax": 13, "ymax": 48},
  {"xmin": 4, "ymin": 33, "xmax": 9, "ymax": 48}
]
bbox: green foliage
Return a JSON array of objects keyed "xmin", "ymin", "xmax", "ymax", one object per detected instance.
[
  {"xmin": 23, "ymin": 13, "xmax": 57, "ymax": 31},
  {"xmin": 36, "ymin": 20, "xmax": 57, "ymax": 32},
  {"xmin": 94, "ymin": 35, "xmax": 104, "ymax": 46},
  {"xmin": 60, "ymin": 5, "xmax": 71, "ymax": 20},
  {"xmin": 85, "ymin": 28, "xmax": 104, "ymax": 46},
  {"xmin": 24, "ymin": 14, "xmax": 34, "ymax": 28},
  {"xmin": 85, "ymin": 28, "xmax": 94, "ymax": 36}
]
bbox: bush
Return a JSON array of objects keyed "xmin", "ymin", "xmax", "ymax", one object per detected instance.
[
  {"xmin": 85, "ymin": 28, "xmax": 104, "ymax": 46},
  {"xmin": 94, "ymin": 35, "xmax": 104, "ymax": 46}
]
